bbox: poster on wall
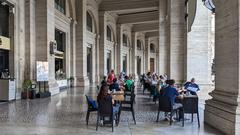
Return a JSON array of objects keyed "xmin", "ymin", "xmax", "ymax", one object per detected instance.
[{"xmin": 36, "ymin": 61, "xmax": 49, "ymax": 82}]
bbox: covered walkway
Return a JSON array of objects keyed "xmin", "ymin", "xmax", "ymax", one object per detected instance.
[{"xmin": 0, "ymin": 85, "xmax": 221, "ymax": 135}]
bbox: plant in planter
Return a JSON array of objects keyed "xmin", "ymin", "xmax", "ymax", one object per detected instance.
[
  {"xmin": 29, "ymin": 80, "xmax": 37, "ymax": 99},
  {"xmin": 21, "ymin": 80, "xmax": 32, "ymax": 99},
  {"xmin": 21, "ymin": 80, "xmax": 37, "ymax": 99},
  {"xmin": 68, "ymin": 76, "xmax": 74, "ymax": 87}
]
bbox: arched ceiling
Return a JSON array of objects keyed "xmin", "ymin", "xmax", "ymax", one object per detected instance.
[{"xmin": 100, "ymin": 0, "xmax": 160, "ymax": 37}]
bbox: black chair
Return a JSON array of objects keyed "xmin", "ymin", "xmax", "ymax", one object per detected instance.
[
  {"xmin": 156, "ymin": 96, "xmax": 184, "ymax": 126},
  {"xmin": 143, "ymin": 82, "xmax": 150, "ymax": 94},
  {"xmin": 96, "ymin": 97, "xmax": 118, "ymax": 132},
  {"xmin": 124, "ymin": 84, "xmax": 135, "ymax": 96},
  {"xmin": 119, "ymin": 93, "xmax": 136, "ymax": 124},
  {"xmin": 85, "ymin": 95, "xmax": 98, "ymax": 125},
  {"xmin": 97, "ymin": 85, "xmax": 100, "ymax": 91},
  {"xmin": 149, "ymin": 85, "xmax": 158, "ymax": 102},
  {"xmin": 182, "ymin": 96, "xmax": 200, "ymax": 127}
]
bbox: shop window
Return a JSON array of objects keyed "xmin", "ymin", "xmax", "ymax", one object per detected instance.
[
  {"xmin": 107, "ymin": 26, "xmax": 112, "ymax": 41},
  {"xmin": 55, "ymin": 29, "xmax": 65, "ymax": 52},
  {"xmin": 87, "ymin": 12, "xmax": 93, "ymax": 32},
  {"xmin": 55, "ymin": 0, "xmax": 66, "ymax": 14},
  {"xmin": 137, "ymin": 40, "xmax": 142, "ymax": 50},
  {"xmin": 107, "ymin": 51, "xmax": 111, "ymax": 74},
  {"xmin": 0, "ymin": 4, "xmax": 9, "ymax": 37},
  {"xmin": 123, "ymin": 34, "xmax": 128, "ymax": 47},
  {"xmin": 55, "ymin": 29, "xmax": 66, "ymax": 80},
  {"xmin": 122, "ymin": 55, "xmax": 127, "ymax": 73},
  {"xmin": 0, "ymin": 50, "xmax": 9, "ymax": 78},
  {"xmin": 150, "ymin": 43, "xmax": 155, "ymax": 53}
]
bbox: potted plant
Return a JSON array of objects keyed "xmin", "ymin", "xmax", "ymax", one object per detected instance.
[
  {"xmin": 68, "ymin": 76, "xmax": 74, "ymax": 87},
  {"xmin": 29, "ymin": 80, "xmax": 37, "ymax": 99},
  {"xmin": 21, "ymin": 80, "xmax": 37, "ymax": 99},
  {"xmin": 21, "ymin": 80, "xmax": 32, "ymax": 99}
]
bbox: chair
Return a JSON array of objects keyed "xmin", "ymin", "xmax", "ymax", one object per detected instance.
[
  {"xmin": 124, "ymin": 84, "xmax": 136, "ymax": 104},
  {"xmin": 124, "ymin": 84, "xmax": 135, "ymax": 96},
  {"xmin": 182, "ymin": 96, "xmax": 200, "ymax": 127},
  {"xmin": 149, "ymin": 85, "xmax": 158, "ymax": 102},
  {"xmin": 96, "ymin": 85, "xmax": 100, "ymax": 94},
  {"xmin": 156, "ymin": 96, "xmax": 184, "ymax": 126},
  {"xmin": 85, "ymin": 95, "xmax": 98, "ymax": 125},
  {"xmin": 96, "ymin": 97, "xmax": 118, "ymax": 132},
  {"xmin": 143, "ymin": 81, "xmax": 150, "ymax": 94},
  {"xmin": 119, "ymin": 93, "xmax": 136, "ymax": 124}
]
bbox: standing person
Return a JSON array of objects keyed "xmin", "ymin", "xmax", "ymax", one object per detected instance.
[
  {"xmin": 143, "ymin": 72, "xmax": 151, "ymax": 94},
  {"xmin": 184, "ymin": 78, "xmax": 200, "ymax": 95},
  {"xmin": 107, "ymin": 69, "xmax": 115, "ymax": 85},
  {"xmin": 151, "ymin": 74, "xmax": 159, "ymax": 102}
]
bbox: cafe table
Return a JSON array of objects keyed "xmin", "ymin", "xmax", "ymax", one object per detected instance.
[
  {"xmin": 179, "ymin": 94, "xmax": 199, "ymax": 126},
  {"xmin": 112, "ymin": 91, "xmax": 125, "ymax": 101}
]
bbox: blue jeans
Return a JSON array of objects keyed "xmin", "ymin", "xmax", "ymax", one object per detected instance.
[{"xmin": 113, "ymin": 104, "xmax": 120, "ymax": 114}]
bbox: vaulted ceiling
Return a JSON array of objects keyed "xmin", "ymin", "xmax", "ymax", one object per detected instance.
[{"xmin": 100, "ymin": 0, "xmax": 160, "ymax": 38}]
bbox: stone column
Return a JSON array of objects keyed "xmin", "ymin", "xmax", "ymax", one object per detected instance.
[
  {"xmin": 142, "ymin": 34, "xmax": 146, "ymax": 74},
  {"xmin": 12, "ymin": 0, "xmax": 26, "ymax": 98},
  {"xmin": 95, "ymin": 34, "xmax": 100, "ymax": 83},
  {"xmin": 35, "ymin": 0, "xmax": 59, "ymax": 95},
  {"xmin": 159, "ymin": 0, "xmax": 168, "ymax": 75},
  {"xmin": 131, "ymin": 32, "xmax": 137, "ymax": 78},
  {"xmin": 168, "ymin": 0, "xmax": 185, "ymax": 83},
  {"xmin": 99, "ymin": 12, "xmax": 106, "ymax": 78},
  {"xmin": 75, "ymin": 0, "xmax": 89, "ymax": 86},
  {"xmin": 116, "ymin": 24, "xmax": 122, "ymax": 73},
  {"xmin": 156, "ymin": 40, "xmax": 159, "ymax": 74},
  {"xmin": 145, "ymin": 38, "xmax": 149, "ymax": 72},
  {"xmin": 204, "ymin": 0, "xmax": 240, "ymax": 134},
  {"xmin": 24, "ymin": 0, "xmax": 36, "ymax": 80},
  {"xmin": 70, "ymin": 20, "xmax": 77, "ymax": 78},
  {"xmin": 186, "ymin": 0, "xmax": 213, "ymax": 97},
  {"xmin": 114, "ymin": 42, "xmax": 118, "ymax": 75}
]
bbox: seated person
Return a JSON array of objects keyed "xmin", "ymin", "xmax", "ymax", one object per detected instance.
[
  {"xmin": 143, "ymin": 72, "xmax": 152, "ymax": 92},
  {"xmin": 161, "ymin": 79, "xmax": 183, "ymax": 120},
  {"xmin": 109, "ymin": 78, "xmax": 121, "ymax": 91},
  {"xmin": 101, "ymin": 76, "xmax": 107, "ymax": 86},
  {"xmin": 124, "ymin": 76, "xmax": 133, "ymax": 92},
  {"xmin": 97, "ymin": 84, "xmax": 120, "ymax": 115},
  {"xmin": 184, "ymin": 78, "xmax": 200, "ymax": 95},
  {"xmin": 107, "ymin": 70, "xmax": 115, "ymax": 85},
  {"xmin": 118, "ymin": 74, "xmax": 124, "ymax": 85}
]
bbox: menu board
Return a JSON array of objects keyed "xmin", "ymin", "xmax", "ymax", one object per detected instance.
[
  {"xmin": 8, "ymin": 80, "xmax": 16, "ymax": 100},
  {"xmin": 36, "ymin": 61, "xmax": 49, "ymax": 82},
  {"xmin": 0, "ymin": 36, "xmax": 10, "ymax": 50}
]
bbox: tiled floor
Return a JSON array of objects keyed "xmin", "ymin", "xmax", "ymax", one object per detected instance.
[{"xmin": 0, "ymin": 85, "xmax": 223, "ymax": 135}]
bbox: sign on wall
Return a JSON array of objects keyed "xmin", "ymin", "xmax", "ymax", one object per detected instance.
[
  {"xmin": 0, "ymin": 36, "xmax": 10, "ymax": 50},
  {"xmin": 36, "ymin": 61, "xmax": 49, "ymax": 82}
]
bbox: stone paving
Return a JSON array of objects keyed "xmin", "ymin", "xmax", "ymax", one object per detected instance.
[{"xmin": 0, "ymin": 86, "xmax": 223, "ymax": 135}]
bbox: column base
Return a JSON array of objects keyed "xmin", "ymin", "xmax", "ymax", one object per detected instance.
[
  {"xmin": 95, "ymin": 75, "xmax": 100, "ymax": 84},
  {"xmin": 75, "ymin": 76, "xmax": 90, "ymax": 87},
  {"xmin": 204, "ymin": 91, "xmax": 240, "ymax": 135}
]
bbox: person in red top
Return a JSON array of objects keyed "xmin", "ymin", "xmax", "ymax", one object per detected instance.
[{"xmin": 107, "ymin": 69, "xmax": 115, "ymax": 85}]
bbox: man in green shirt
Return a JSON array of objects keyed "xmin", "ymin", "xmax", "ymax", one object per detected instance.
[{"xmin": 124, "ymin": 76, "xmax": 133, "ymax": 91}]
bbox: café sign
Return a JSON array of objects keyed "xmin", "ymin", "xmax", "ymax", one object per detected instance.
[{"xmin": 0, "ymin": 36, "xmax": 10, "ymax": 50}]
